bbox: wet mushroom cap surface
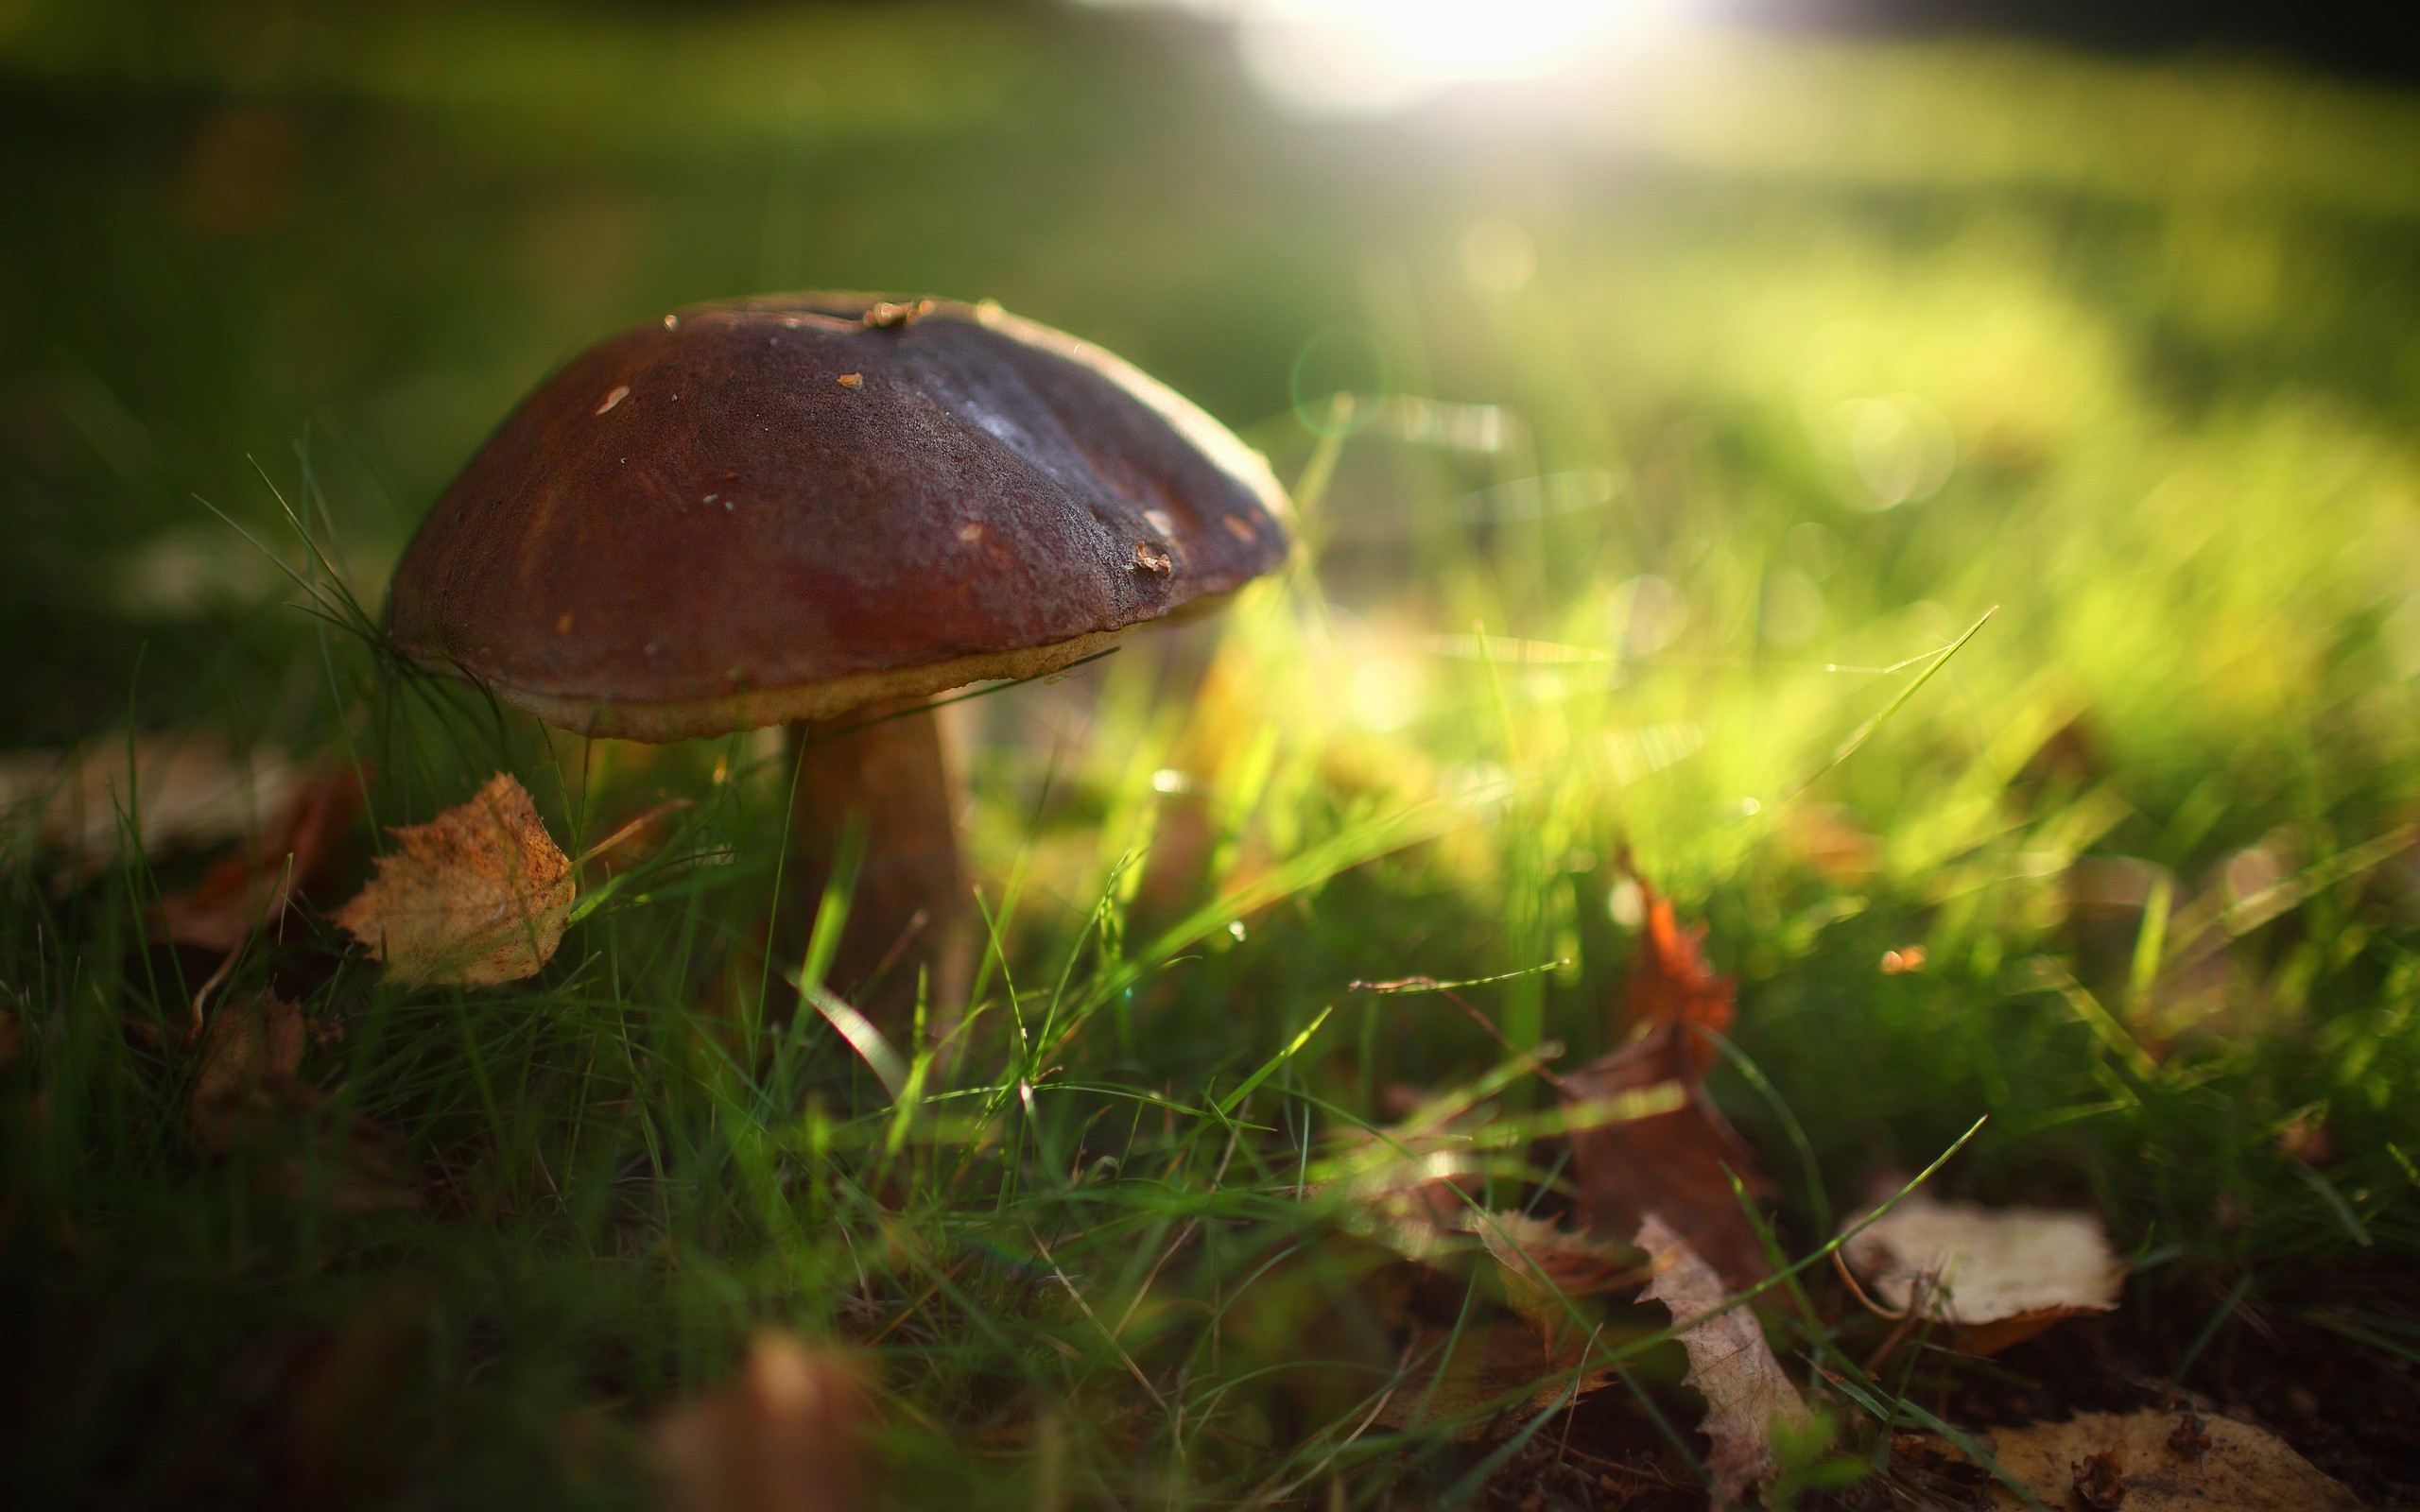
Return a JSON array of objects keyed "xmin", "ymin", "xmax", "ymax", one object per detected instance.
[{"xmin": 387, "ymin": 294, "xmax": 1291, "ymax": 741}]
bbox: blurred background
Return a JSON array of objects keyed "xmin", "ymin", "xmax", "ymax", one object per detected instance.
[{"xmin": 9, "ymin": 0, "xmax": 2420, "ymax": 745}]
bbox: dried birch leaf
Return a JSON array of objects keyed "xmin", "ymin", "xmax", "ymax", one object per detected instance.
[
  {"xmin": 158, "ymin": 765, "xmax": 364, "ymax": 952},
  {"xmin": 652, "ymin": 1332, "xmax": 868, "ymax": 1512},
  {"xmin": 335, "ymin": 773, "xmax": 573, "ymax": 988},
  {"xmin": 1841, "ymin": 1194, "xmax": 2124, "ymax": 1353},
  {"xmin": 1945, "ymin": 1410, "xmax": 2360, "ymax": 1511},
  {"xmin": 1635, "ymin": 1211, "xmax": 1811, "ymax": 1506},
  {"xmin": 1563, "ymin": 1022, "xmax": 1772, "ymax": 1289}
]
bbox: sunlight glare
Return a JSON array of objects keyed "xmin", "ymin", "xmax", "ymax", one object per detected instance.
[{"xmin": 1087, "ymin": 0, "xmax": 1665, "ymax": 116}]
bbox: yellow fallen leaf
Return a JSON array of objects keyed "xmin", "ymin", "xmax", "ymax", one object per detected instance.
[
  {"xmin": 1841, "ymin": 1194, "xmax": 2124, "ymax": 1352},
  {"xmin": 1636, "ymin": 1211, "xmax": 1812, "ymax": 1506},
  {"xmin": 651, "ymin": 1332, "xmax": 868, "ymax": 1512},
  {"xmin": 1953, "ymin": 1409, "xmax": 2360, "ymax": 1511},
  {"xmin": 335, "ymin": 773, "xmax": 573, "ymax": 988}
]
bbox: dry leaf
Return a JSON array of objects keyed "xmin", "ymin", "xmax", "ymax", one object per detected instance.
[
  {"xmin": 187, "ymin": 989, "xmax": 420, "ymax": 1211},
  {"xmin": 157, "ymin": 765, "xmax": 364, "ymax": 952},
  {"xmin": 1470, "ymin": 1212, "xmax": 1646, "ymax": 1343},
  {"xmin": 1388, "ymin": 1213, "xmax": 1643, "ymax": 1436},
  {"xmin": 335, "ymin": 773, "xmax": 573, "ymax": 988},
  {"xmin": 1841, "ymin": 1194, "xmax": 2124, "ymax": 1353},
  {"xmin": 1949, "ymin": 1410, "xmax": 2360, "ymax": 1511},
  {"xmin": 1563, "ymin": 1022, "xmax": 1773, "ymax": 1290},
  {"xmin": 1635, "ymin": 1212, "xmax": 1812, "ymax": 1507},
  {"xmin": 190, "ymin": 988, "xmax": 308, "ymax": 1153},
  {"xmin": 1322, "ymin": 1143, "xmax": 1630, "ymax": 1438},
  {"xmin": 651, "ymin": 1332, "xmax": 868, "ymax": 1512},
  {"xmin": 1336, "ymin": 1210, "xmax": 1635, "ymax": 1432},
  {"xmin": 1622, "ymin": 881, "xmax": 1736, "ymax": 1068},
  {"xmin": 1371, "ymin": 1313, "xmax": 1612, "ymax": 1437},
  {"xmin": 1561, "ymin": 878, "xmax": 1772, "ymax": 1288},
  {"xmin": 0, "ymin": 733, "xmax": 294, "ymax": 872}
]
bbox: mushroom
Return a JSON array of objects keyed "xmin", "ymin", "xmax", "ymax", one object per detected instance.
[{"xmin": 386, "ymin": 293, "xmax": 1291, "ymax": 1015}]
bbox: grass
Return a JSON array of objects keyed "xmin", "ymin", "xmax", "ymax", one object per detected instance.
[{"xmin": 6, "ymin": 3, "xmax": 2420, "ymax": 1506}]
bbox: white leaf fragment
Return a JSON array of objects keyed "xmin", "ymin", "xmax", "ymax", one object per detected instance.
[
  {"xmin": 1634, "ymin": 1211, "xmax": 1811, "ymax": 1505},
  {"xmin": 1841, "ymin": 1194, "xmax": 2123, "ymax": 1332}
]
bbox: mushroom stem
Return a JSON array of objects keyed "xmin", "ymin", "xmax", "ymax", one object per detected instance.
[{"xmin": 785, "ymin": 698, "xmax": 969, "ymax": 1021}]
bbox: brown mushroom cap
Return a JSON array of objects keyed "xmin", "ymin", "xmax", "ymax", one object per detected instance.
[{"xmin": 388, "ymin": 294, "xmax": 1292, "ymax": 742}]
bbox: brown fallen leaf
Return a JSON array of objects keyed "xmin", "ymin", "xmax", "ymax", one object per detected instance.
[
  {"xmin": 1840, "ymin": 1194, "xmax": 2124, "ymax": 1353},
  {"xmin": 1469, "ymin": 1211, "xmax": 1647, "ymax": 1345},
  {"xmin": 1563, "ymin": 1021, "xmax": 1772, "ymax": 1290},
  {"xmin": 1947, "ymin": 1410, "xmax": 2360, "ymax": 1511},
  {"xmin": 1351, "ymin": 1205, "xmax": 1642, "ymax": 1438},
  {"xmin": 1371, "ymin": 1312, "xmax": 1613, "ymax": 1438},
  {"xmin": 335, "ymin": 773, "xmax": 573, "ymax": 988},
  {"xmin": 189, "ymin": 988, "xmax": 308, "ymax": 1153},
  {"xmin": 1558, "ymin": 876, "xmax": 1772, "ymax": 1287},
  {"xmin": 1621, "ymin": 880, "xmax": 1735, "ymax": 1069},
  {"xmin": 187, "ymin": 988, "xmax": 419, "ymax": 1211},
  {"xmin": 1634, "ymin": 1211, "xmax": 1812, "ymax": 1507},
  {"xmin": 651, "ymin": 1332, "xmax": 868, "ymax": 1512},
  {"xmin": 1317, "ymin": 1108, "xmax": 1631, "ymax": 1439},
  {"xmin": 157, "ymin": 765, "xmax": 364, "ymax": 952},
  {"xmin": 1, "ymin": 732, "xmax": 295, "ymax": 873}
]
